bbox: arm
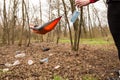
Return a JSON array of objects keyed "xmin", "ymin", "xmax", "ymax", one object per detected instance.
[
  {"xmin": 90, "ymin": 0, "xmax": 98, "ymax": 3},
  {"xmin": 75, "ymin": 0, "xmax": 98, "ymax": 7}
]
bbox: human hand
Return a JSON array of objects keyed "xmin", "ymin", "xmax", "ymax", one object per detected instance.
[{"xmin": 75, "ymin": 0, "xmax": 90, "ymax": 7}]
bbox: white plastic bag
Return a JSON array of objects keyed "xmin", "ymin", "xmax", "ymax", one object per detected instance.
[
  {"xmin": 15, "ymin": 53, "xmax": 25, "ymax": 58},
  {"xmin": 13, "ymin": 60, "xmax": 20, "ymax": 66}
]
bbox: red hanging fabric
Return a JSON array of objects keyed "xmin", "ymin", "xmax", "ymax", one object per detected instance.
[{"xmin": 30, "ymin": 16, "xmax": 62, "ymax": 34}]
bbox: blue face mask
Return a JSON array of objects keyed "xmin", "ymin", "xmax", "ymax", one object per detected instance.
[{"xmin": 70, "ymin": 9, "xmax": 80, "ymax": 23}]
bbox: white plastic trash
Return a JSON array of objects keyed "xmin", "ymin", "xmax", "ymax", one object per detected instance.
[
  {"xmin": 54, "ymin": 65, "xmax": 60, "ymax": 69},
  {"xmin": 49, "ymin": 53, "xmax": 53, "ymax": 56},
  {"xmin": 40, "ymin": 58, "xmax": 48, "ymax": 63},
  {"xmin": 5, "ymin": 63, "xmax": 13, "ymax": 67},
  {"xmin": 15, "ymin": 53, "xmax": 25, "ymax": 58},
  {"xmin": 15, "ymin": 51, "xmax": 21, "ymax": 54},
  {"xmin": 3, "ymin": 68, "xmax": 9, "ymax": 72},
  {"xmin": 13, "ymin": 60, "xmax": 20, "ymax": 66},
  {"xmin": 28, "ymin": 60, "xmax": 33, "ymax": 65}
]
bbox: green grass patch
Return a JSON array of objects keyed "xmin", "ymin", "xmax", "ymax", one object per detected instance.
[
  {"xmin": 53, "ymin": 75, "xmax": 69, "ymax": 80},
  {"xmin": 59, "ymin": 39, "xmax": 70, "ymax": 43},
  {"xmin": 53, "ymin": 75, "xmax": 98, "ymax": 80},
  {"xmin": 60, "ymin": 38, "xmax": 113, "ymax": 45},
  {"xmin": 53, "ymin": 75, "xmax": 63, "ymax": 80},
  {"xmin": 80, "ymin": 38, "xmax": 113, "ymax": 45},
  {"xmin": 82, "ymin": 75, "xmax": 99, "ymax": 80},
  {"xmin": 0, "ymin": 69, "xmax": 11, "ymax": 75}
]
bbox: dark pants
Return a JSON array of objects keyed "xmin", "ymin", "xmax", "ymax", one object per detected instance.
[{"xmin": 108, "ymin": 3, "xmax": 120, "ymax": 60}]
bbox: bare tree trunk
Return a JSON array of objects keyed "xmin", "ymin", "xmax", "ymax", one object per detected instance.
[
  {"xmin": 47, "ymin": 0, "xmax": 52, "ymax": 42},
  {"xmin": 92, "ymin": 5, "xmax": 108, "ymax": 37},
  {"xmin": 87, "ymin": 6, "xmax": 93, "ymax": 39},
  {"xmin": 24, "ymin": 0, "xmax": 31, "ymax": 47},
  {"xmin": 39, "ymin": 0, "xmax": 43, "ymax": 42},
  {"xmin": 2, "ymin": 0, "xmax": 8, "ymax": 44},
  {"xmin": 56, "ymin": 0, "xmax": 61, "ymax": 44},
  {"xmin": 76, "ymin": 8, "xmax": 83, "ymax": 50},
  {"xmin": 62, "ymin": 0, "xmax": 73, "ymax": 48},
  {"xmin": 69, "ymin": 0, "xmax": 80, "ymax": 51},
  {"xmin": 82, "ymin": 17, "xmax": 87, "ymax": 38},
  {"xmin": 11, "ymin": 0, "xmax": 17, "ymax": 44},
  {"xmin": 18, "ymin": 0, "xmax": 25, "ymax": 46}
]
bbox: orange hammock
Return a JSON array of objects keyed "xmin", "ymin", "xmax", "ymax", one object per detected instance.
[{"xmin": 30, "ymin": 16, "xmax": 62, "ymax": 34}]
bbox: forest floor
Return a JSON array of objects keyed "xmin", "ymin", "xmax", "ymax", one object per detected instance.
[{"xmin": 0, "ymin": 42, "xmax": 120, "ymax": 80}]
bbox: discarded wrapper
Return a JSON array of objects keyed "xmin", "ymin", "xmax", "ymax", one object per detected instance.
[
  {"xmin": 13, "ymin": 60, "xmax": 20, "ymax": 66},
  {"xmin": 15, "ymin": 53, "xmax": 25, "ymax": 58},
  {"xmin": 54, "ymin": 65, "xmax": 60, "ymax": 69},
  {"xmin": 5, "ymin": 63, "xmax": 13, "ymax": 67},
  {"xmin": 49, "ymin": 53, "xmax": 53, "ymax": 56},
  {"xmin": 3, "ymin": 68, "xmax": 9, "ymax": 72},
  {"xmin": 15, "ymin": 51, "xmax": 21, "ymax": 54},
  {"xmin": 40, "ymin": 58, "xmax": 48, "ymax": 64}
]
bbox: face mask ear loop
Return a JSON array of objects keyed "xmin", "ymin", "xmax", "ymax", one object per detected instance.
[{"xmin": 76, "ymin": 6, "xmax": 79, "ymax": 11}]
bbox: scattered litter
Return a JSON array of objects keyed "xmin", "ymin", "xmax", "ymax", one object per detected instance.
[
  {"xmin": 3, "ymin": 68, "xmax": 9, "ymax": 72},
  {"xmin": 28, "ymin": 60, "xmax": 34, "ymax": 65},
  {"xmin": 40, "ymin": 58, "xmax": 48, "ymax": 64},
  {"xmin": 42, "ymin": 48, "xmax": 50, "ymax": 52},
  {"xmin": 67, "ymin": 66, "xmax": 70, "ymax": 69},
  {"xmin": 13, "ymin": 60, "xmax": 20, "ymax": 66},
  {"xmin": 49, "ymin": 53, "xmax": 53, "ymax": 56},
  {"xmin": 15, "ymin": 53, "xmax": 25, "ymax": 58},
  {"xmin": 15, "ymin": 51, "xmax": 21, "ymax": 54},
  {"xmin": 54, "ymin": 65, "xmax": 60, "ymax": 69},
  {"xmin": 5, "ymin": 63, "xmax": 13, "ymax": 67}
]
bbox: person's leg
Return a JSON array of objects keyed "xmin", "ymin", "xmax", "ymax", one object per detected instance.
[{"xmin": 108, "ymin": 3, "xmax": 120, "ymax": 60}]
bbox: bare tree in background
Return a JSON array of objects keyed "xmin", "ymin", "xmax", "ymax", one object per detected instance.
[
  {"xmin": 92, "ymin": 5, "xmax": 108, "ymax": 37},
  {"xmin": 2, "ymin": 0, "xmax": 8, "ymax": 44},
  {"xmin": 76, "ymin": 8, "xmax": 83, "ymax": 50},
  {"xmin": 47, "ymin": 0, "xmax": 57, "ymax": 42},
  {"xmin": 18, "ymin": 0, "xmax": 25, "ymax": 46},
  {"xmin": 87, "ymin": 6, "xmax": 93, "ymax": 39},
  {"xmin": 39, "ymin": 0, "xmax": 43, "ymax": 42},
  {"xmin": 62, "ymin": 0, "xmax": 73, "ymax": 48},
  {"xmin": 69, "ymin": 0, "xmax": 82, "ymax": 51},
  {"xmin": 24, "ymin": 0, "xmax": 31, "ymax": 46},
  {"xmin": 56, "ymin": 0, "xmax": 61, "ymax": 44},
  {"xmin": 11, "ymin": 0, "xmax": 18, "ymax": 44},
  {"xmin": 46, "ymin": 0, "xmax": 52, "ymax": 42}
]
